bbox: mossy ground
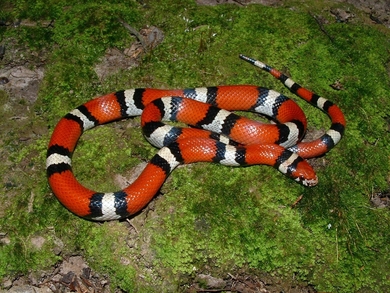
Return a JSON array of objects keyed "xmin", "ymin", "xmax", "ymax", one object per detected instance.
[{"xmin": 0, "ymin": 0, "xmax": 389, "ymax": 292}]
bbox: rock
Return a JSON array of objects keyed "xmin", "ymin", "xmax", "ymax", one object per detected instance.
[
  {"xmin": 196, "ymin": 274, "xmax": 226, "ymax": 289},
  {"xmin": 7, "ymin": 285, "xmax": 37, "ymax": 293},
  {"xmin": 30, "ymin": 236, "xmax": 45, "ymax": 250},
  {"xmin": 0, "ymin": 66, "xmax": 44, "ymax": 103}
]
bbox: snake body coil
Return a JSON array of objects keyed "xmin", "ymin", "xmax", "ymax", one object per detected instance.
[{"xmin": 46, "ymin": 55, "xmax": 345, "ymax": 221}]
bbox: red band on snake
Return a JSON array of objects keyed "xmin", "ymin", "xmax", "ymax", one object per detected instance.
[{"xmin": 46, "ymin": 55, "xmax": 346, "ymax": 221}]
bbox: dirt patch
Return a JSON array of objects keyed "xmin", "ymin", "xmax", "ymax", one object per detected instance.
[
  {"xmin": 2, "ymin": 256, "xmax": 315, "ymax": 293},
  {"xmin": 0, "ymin": 35, "xmax": 48, "ymax": 103},
  {"xmin": 3, "ymin": 256, "xmax": 112, "ymax": 293},
  {"xmin": 94, "ymin": 26, "xmax": 164, "ymax": 81},
  {"xmin": 342, "ymin": 0, "xmax": 390, "ymax": 26},
  {"xmin": 196, "ymin": 0, "xmax": 283, "ymax": 6},
  {"xmin": 196, "ymin": 0, "xmax": 390, "ymax": 27},
  {"xmin": 0, "ymin": 65, "xmax": 44, "ymax": 103}
]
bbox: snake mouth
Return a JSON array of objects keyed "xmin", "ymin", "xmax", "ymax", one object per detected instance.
[{"xmin": 298, "ymin": 176, "xmax": 318, "ymax": 187}]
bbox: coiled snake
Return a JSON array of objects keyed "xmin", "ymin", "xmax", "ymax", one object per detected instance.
[{"xmin": 46, "ymin": 55, "xmax": 346, "ymax": 221}]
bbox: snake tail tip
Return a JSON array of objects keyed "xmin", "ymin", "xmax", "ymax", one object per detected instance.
[{"xmin": 239, "ymin": 54, "xmax": 252, "ymax": 62}]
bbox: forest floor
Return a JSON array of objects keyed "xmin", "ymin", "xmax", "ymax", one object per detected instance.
[{"xmin": 1, "ymin": 0, "xmax": 389, "ymax": 292}]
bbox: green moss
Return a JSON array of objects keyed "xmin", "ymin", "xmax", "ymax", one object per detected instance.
[{"xmin": 1, "ymin": 0, "xmax": 390, "ymax": 292}]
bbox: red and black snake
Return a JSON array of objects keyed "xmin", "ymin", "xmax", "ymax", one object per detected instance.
[{"xmin": 46, "ymin": 55, "xmax": 346, "ymax": 221}]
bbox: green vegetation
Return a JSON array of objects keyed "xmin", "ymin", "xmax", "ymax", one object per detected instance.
[{"xmin": 1, "ymin": 0, "xmax": 389, "ymax": 292}]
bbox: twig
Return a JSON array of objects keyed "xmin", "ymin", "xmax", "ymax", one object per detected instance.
[
  {"xmin": 126, "ymin": 218, "xmax": 139, "ymax": 234},
  {"xmin": 231, "ymin": 0, "xmax": 247, "ymax": 6},
  {"xmin": 336, "ymin": 227, "xmax": 339, "ymax": 263},
  {"xmin": 291, "ymin": 194, "xmax": 303, "ymax": 208},
  {"xmin": 118, "ymin": 18, "xmax": 147, "ymax": 50},
  {"xmin": 195, "ymin": 289, "xmax": 227, "ymax": 292},
  {"xmin": 310, "ymin": 13, "xmax": 334, "ymax": 43}
]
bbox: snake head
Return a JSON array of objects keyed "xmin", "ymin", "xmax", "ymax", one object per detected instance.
[
  {"xmin": 291, "ymin": 160, "xmax": 318, "ymax": 186},
  {"xmin": 280, "ymin": 154, "xmax": 318, "ymax": 187}
]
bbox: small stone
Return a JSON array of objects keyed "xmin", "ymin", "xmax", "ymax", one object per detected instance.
[
  {"xmin": 7, "ymin": 285, "xmax": 36, "ymax": 293},
  {"xmin": 2, "ymin": 278, "xmax": 13, "ymax": 289},
  {"xmin": 30, "ymin": 236, "xmax": 45, "ymax": 250},
  {"xmin": 0, "ymin": 236, "xmax": 11, "ymax": 245},
  {"xmin": 196, "ymin": 274, "xmax": 226, "ymax": 289}
]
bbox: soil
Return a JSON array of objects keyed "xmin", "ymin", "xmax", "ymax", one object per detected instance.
[{"xmin": 0, "ymin": 0, "xmax": 389, "ymax": 292}]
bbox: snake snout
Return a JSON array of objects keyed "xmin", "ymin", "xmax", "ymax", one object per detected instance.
[{"xmin": 299, "ymin": 175, "xmax": 318, "ymax": 187}]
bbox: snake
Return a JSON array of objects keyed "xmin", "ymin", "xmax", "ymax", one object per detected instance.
[{"xmin": 46, "ymin": 55, "xmax": 346, "ymax": 221}]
